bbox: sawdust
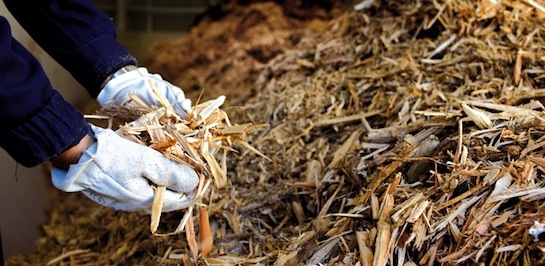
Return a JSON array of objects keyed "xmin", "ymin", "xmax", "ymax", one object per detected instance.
[{"xmin": 144, "ymin": 0, "xmax": 342, "ymax": 105}]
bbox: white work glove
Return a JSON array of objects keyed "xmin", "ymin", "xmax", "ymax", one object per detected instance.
[
  {"xmin": 97, "ymin": 66, "xmax": 192, "ymax": 117},
  {"xmin": 51, "ymin": 124, "xmax": 199, "ymax": 214}
]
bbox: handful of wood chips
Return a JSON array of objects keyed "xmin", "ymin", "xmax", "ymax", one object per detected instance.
[{"xmin": 87, "ymin": 81, "xmax": 268, "ymax": 257}]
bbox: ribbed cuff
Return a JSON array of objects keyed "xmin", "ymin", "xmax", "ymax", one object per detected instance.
[
  {"xmin": 0, "ymin": 91, "xmax": 89, "ymax": 167},
  {"xmin": 73, "ymin": 35, "xmax": 137, "ymax": 97}
]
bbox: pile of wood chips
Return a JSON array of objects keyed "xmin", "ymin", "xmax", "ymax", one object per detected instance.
[
  {"xmin": 8, "ymin": 0, "xmax": 545, "ymax": 265},
  {"xmin": 145, "ymin": 0, "xmax": 342, "ymax": 104}
]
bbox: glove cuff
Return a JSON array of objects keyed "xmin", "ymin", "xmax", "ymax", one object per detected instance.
[
  {"xmin": 97, "ymin": 65, "xmax": 143, "ymax": 107},
  {"xmin": 50, "ymin": 141, "xmax": 97, "ymax": 192},
  {"xmin": 99, "ymin": 64, "xmax": 138, "ymax": 90}
]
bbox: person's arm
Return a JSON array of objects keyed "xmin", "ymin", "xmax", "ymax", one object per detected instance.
[
  {"xmin": 0, "ymin": 3, "xmax": 198, "ymax": 213},
  {"xmin": 3, "ymin": 0, "xmax": 137, "ymax": 96},
  {"xmin": 49, "ymin": 134, "xmax": 94, "ymax": 170},
  {"xmin": 0, "ymin": 16, "xmax": 89, "ymax": 167},
  {"xmin": 0, "ymin": 0, "xmax": 136, "ymax": 167},
  {"xmin": 3, "ymin": 0, "xmax": 192, "ymax": 117}
]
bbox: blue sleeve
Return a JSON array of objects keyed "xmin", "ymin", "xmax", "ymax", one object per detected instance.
[
  {"xmin": 0, "ymin": 16, "xmax": 89, "ymax": 167},
  {"xmin": 3, "ymin": 0, "xmax": 137, "ymax": 96},
  {"xmin": 0, "ymin": 0, "xmax": 138, "ymax": 167}
]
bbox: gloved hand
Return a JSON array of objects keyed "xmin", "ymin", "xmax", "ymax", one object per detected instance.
[
  {"xmin": 51, "ymin": 124, "xmax": 199, "ymax": 214},
  {"xmin": 97, "ymin": 66, "xmax": 192, "ymax": 117}
]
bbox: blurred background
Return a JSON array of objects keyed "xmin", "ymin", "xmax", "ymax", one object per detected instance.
[{"xmin": 0, "ymin": 0, "xmax": 216, "ymax": 259}]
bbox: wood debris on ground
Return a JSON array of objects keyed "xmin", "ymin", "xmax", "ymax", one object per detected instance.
[{"xmin": 7, "ymin": 0, "xmax": 545, "ymax": 265}]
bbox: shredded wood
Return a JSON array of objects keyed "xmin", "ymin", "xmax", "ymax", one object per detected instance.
[
  {"xmin": 96, "ymin": 91, "xmax": 268, "ymax": 241},
  {"xmin": 8, "ymin": 0, "xmax": 545, "ymax": 265}
]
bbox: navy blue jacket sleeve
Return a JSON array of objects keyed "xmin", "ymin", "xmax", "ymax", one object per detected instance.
[
  {"xmin": 3, "ymin": 0, "xmax": 137, "ymax": 95},
  {"xmin": 0, "ymin": 0, "xmax": 136, "ymax": 167},
  {"xmin": 0, "ymin": 17, "xmax": 88, "ymax": 167}
]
